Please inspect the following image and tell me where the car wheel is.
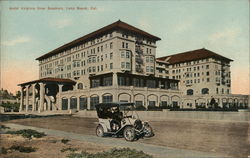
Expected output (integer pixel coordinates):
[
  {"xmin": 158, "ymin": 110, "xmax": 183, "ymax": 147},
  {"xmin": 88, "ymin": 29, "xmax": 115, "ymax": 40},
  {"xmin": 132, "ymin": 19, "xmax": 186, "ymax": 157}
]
[
  {"xmin": 96, "ymin": 125, "xmax": 104, "ymax": 137},
  {"xmin": 123, "ymin": 126, "xmax": 135, "ymax": 141},
  {"xmin": 144, "ymin": 125, "xmax": 154, "ymax": 137}
]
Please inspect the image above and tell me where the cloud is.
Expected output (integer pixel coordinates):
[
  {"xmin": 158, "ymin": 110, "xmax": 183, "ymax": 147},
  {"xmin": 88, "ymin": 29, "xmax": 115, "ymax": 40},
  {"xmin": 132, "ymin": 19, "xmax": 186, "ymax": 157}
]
[
  {"xmin": 208, "ymin": 27, "xmax": 241, "ymax": 45},
  {"xmin": 138, "ymin": 19, "xmax": 152, "ymax": 31},
  {"xmin": 2, "ymin": 36, "xmax": 31, "ymax": 46},
  {"xmin": 51, "ymin": 19, "xmax": 73, "ymax": 29},
  {"xmin": 175, "ymin": 17, "xmax": 197, "ymax": 33}
]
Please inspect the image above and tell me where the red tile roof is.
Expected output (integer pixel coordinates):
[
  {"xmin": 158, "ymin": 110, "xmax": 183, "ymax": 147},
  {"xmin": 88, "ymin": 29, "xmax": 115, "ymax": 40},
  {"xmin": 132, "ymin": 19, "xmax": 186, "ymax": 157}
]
[
  {"xmin": 36, "ymin": 20, "xmax": 161, "ymax": 60},
  {"xmin": 156, "ymin": 48, "xmax": 233, "ymax": 64},
  {"xmin": 18, "ymin": 77, "xmax": 76, "ymax": 86}
]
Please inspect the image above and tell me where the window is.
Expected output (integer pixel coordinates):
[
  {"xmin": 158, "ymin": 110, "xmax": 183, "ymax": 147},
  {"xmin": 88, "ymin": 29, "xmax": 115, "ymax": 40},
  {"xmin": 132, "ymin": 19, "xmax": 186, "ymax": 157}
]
[
  {"xmin": 70, "ymin": 97, "xmax": 77, "ymax": 109},
  {"xmin": 121, "ymin": 62, "xmax": 125, "ymax": 68},
  {"xmin": 92, "ymin": 66, "xmax": 96, "ymax": 72},
  {"xmin": 121, "ymin": 51, "xmax": 125, "ymax": 58},
  {"xmin": 146, "ymin": 66, "xmax": 150, "ymax": 72},
  {"xmin": 122, "ymin": 42, "xmax": 125, "ymax": 48},
  {"xmin": 77, "ymin": 83, "xmax": 83, "ymax": 89},
  {"xmin": 201, "ymin": 88, "xmax": 209, "ymax": 94},
  {"xmin": 150, "ymin": 66, "xmax": 154, "ymax": 72},
  {"xmin": 207, "ymin": 78, "xmax": 210, "ymax": 82},
  {"xmin": 150, "ymin": 57, "xmax": 154, "ymax": 63},
  {"xmin": 126, "ymin": 43, "xmax": 128, "ymax": 48},
  {"xmin": 110, "ymin": 63, "xmax": 113, "ymax": 69},
  {"xmin": 135, "ymin": 101, "xmax": 143, "ymax": 107},
  {"xmin": 146, "ymin": 57, "xmax": 149, "ymax": 63},
  {"xmin": 110, "ymin": 42, "xmax": 113, "ymax": 49},
  {"xmin": 103, "ymin": 76, "xmax": 112, "ymax": 86},
  {"xmin": 126, "ymin": 51, "xmax": 130, "ymax": 58},
  {"xmin": 206, "ymin": 65, "xmax": 209, "ymax": 69},
  {"xmin": 103, "ymin": 95, "xmax": 113, "ymax": 103},
  {"xmin": 148, "ymin": 101, "xmax": 156, "ymax": 107},
  {"xmin": 90, "ymin": 96, "xmax": 99, "ymax": 109},
  {"xmin": 79, "ymin": 97, "xmax": 87, "ymax": 110},
  {"xmin": 147, "ymin": 80, "xmax": 156, "ymax": 88},
  {"xmin": 206, "ymin": 71, "xmax": 210, "ymax": 76},
  {"xmin": 91, "ymin": 79, "xmax": 100, "ymax": 88},
  {"xmin": 187, "ymin": 89, "xmax": 193, "ymax": 95},
  {"xmin": 126, "ymin": 62, "xmax": 130, "ymax": 69},
  {"xmin": 118, "ymin": 76, "xmax": 130, "ymax": 86},
  {"xmin": 110, "ymin": 53, "xmax": 113, "ymax": 59}
]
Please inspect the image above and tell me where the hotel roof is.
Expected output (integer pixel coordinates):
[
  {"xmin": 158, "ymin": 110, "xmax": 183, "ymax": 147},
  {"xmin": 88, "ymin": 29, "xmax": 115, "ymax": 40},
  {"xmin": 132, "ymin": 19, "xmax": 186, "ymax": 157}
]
[
  {"xmin": 156, "ymin": 48, "xmax": 233, "ymax": 64},
  {"xmin": 18, "ymin": 77, "xmax": 76, "ymax": 86},
  {"xmin": 36, "ymin": 20, "xmax": 161, "ymax": 60}
]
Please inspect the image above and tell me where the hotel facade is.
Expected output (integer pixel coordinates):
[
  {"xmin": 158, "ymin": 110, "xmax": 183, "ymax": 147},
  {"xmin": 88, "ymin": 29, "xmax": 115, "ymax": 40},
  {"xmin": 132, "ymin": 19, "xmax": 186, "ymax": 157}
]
[{"xmin": 18, "ymin": 20, "xmax": 249, "ymax": 112}]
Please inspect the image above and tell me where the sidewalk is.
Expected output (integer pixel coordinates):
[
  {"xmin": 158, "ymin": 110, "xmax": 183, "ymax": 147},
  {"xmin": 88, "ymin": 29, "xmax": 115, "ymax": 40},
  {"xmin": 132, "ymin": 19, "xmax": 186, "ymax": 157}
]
[{"xmin": 4, "ymin": 123, "xmax": 229, "ymax": 158}]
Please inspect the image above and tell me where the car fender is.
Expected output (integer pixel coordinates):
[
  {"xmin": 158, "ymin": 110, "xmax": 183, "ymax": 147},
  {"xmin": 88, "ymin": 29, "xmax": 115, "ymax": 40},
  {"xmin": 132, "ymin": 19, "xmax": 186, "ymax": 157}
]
[{"xmin": 98, "ymin": 122, "xmax": 109, "ymax": 133}]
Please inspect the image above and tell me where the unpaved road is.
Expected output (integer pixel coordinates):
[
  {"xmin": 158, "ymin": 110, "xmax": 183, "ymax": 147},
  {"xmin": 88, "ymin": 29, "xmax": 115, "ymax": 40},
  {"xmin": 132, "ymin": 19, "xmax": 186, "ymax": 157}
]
[{"xmin": 4, "ymin": 116, "xmax": 250, "ymax": 158}]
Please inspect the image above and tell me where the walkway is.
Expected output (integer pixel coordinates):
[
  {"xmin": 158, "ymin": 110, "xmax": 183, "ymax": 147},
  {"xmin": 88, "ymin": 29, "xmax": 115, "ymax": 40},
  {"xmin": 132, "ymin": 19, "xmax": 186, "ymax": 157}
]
[{"xmin": 5, "ymin": 123, "xmax": 229, "ymax": 158}]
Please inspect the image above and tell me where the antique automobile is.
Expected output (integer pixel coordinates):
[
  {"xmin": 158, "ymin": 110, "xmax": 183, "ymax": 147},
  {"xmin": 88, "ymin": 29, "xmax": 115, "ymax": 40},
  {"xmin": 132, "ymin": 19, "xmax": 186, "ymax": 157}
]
[{"xmin": 95, "ymin": 102, "xmax": 154, "ymax": 141}]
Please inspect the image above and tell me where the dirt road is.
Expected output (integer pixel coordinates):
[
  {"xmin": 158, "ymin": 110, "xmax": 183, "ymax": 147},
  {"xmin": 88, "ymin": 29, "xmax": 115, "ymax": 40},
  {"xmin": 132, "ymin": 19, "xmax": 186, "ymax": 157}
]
[{"xmin": 4, "ymin": 116, "xmax": 250, "ymax": 158}]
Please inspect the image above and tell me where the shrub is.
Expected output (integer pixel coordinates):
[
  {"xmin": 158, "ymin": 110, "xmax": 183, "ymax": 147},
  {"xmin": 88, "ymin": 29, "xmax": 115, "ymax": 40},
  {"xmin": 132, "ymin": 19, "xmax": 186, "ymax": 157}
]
[
  {"xmin": 0, "ymin": 147, "xmax": 8, "ymax": 154},
  {"xmin": 61, "ymin": 147, "xmax": 78, "ymax": 152},
  {"xmin": 10, "ymin": 145, "xmax": 37, "ymax": 153},
  {"xmin": 135, "ymin": 105, "xmax": 146, "ymax": 111},
  {"xmin": 61, "ymin": 139, "xmax": 70, "ymax": 144},
  {"xmin": 0, "ymin": 125, "xmax": 10, "ymax": 129},
  {"xmin": 147, "ymin": 105, "xmax": 162, "ymax": 111},
  {"xmin": 6, "ymin": 129, "xmax": 46, "ymax": 139},
  {"xmin": 67, "ymin": 148, "xmax": 153, "ymax": 158}
]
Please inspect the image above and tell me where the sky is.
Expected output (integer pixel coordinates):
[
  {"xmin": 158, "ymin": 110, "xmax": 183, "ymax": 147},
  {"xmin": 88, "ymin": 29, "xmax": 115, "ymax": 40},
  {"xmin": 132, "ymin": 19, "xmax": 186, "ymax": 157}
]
[{"xmin": 0, "ymin": 0, "xmax": 249, "ymax": 95}]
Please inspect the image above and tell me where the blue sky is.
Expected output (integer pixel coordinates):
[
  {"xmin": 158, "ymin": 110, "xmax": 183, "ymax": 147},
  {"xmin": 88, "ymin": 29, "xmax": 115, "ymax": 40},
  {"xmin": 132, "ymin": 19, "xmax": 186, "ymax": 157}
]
[{"xmin": 0, "ymin": 0, "xmax": 249, "ymax": 94}]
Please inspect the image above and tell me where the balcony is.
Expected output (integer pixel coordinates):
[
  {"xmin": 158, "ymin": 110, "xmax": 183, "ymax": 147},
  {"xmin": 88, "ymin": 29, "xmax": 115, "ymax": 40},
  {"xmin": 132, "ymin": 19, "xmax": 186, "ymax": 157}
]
[
  {"xmin": 135, "ymin": 57, "xmax": 143, "ymax": 64},
  {"xmin": 136, "ymin": 67, "xmax": 143, "ymax": 73},
  {"xmin": 135, "ymin": 47, "xmax": 143, "ymax": 54}
]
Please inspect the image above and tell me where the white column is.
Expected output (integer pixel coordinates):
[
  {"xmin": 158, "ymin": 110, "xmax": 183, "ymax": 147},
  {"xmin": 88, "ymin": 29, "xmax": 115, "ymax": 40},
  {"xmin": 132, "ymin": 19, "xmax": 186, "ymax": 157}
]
[
  {"xmin": 77, "ymin": 97, "xmax": 80, "ymax": 111},
  {"xmin": 19, "ymin": 87, "xmax": 24, "ymax": 112},
  {"xmin": 39, "ymin": 83, "xmax": 45, "ymax": 113},
  {"xmin": 32, "ymin": 84, "xmax": 36, "ymax": 112},
  {"xmin": 87, "ymin": 97, "xmax": 91, "ymax": 110},
  {"xmin": 58, "ymin": 84, "xmax": 63, "ymax": 110},
  {"xmin": 67, "ymin": 98, "xmax": 70, "ymax": 110},
  {"xmin": 113, "ymin": 72, "xmax": 118, "ymax": 86},
  {"xmin": 25, "ymin": 85, "xmax": 29, "ymax": 112}
]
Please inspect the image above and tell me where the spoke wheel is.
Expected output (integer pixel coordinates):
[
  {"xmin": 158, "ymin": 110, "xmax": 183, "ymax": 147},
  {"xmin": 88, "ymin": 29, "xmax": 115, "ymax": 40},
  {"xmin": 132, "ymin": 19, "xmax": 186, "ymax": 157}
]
[
  {"xmin": 96, "ymin": 125, "xmax": 104, "ymax": 137},
  {"xmin": 144, "ymin": 125, "xmax": 153, "ymax": 137},
  {"xmin": 123, "ymin": 126, "xmax": 135, "ymax": 141}
]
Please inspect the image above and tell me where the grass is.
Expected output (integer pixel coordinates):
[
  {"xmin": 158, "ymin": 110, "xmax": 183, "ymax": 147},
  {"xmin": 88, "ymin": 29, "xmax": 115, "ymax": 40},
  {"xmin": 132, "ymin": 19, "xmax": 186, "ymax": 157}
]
[
  {"xmin": 9, "ymin": 145, "xmax": 37, "ymax": 153},
  {"xmin": 6, "ymin": 129, "xmax": 46, "ymax": 139},
  {"xmin": 67, "ymin": 148, "xmax": 153, "ymax": 158}
]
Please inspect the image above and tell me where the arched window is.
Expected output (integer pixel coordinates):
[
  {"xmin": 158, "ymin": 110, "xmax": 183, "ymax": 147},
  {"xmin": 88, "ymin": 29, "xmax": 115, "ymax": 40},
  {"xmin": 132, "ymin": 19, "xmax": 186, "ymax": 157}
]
[
  {"xmin": 77, "ymin": 83, "xmax": 83, "ymax": 89},
  {"xmin": 187, "ymin": 89, "xmax": 193, "ymax": 95},
  {"xmin": 201, "ymin": 88, "xmax": 209, "ymax": 94}
]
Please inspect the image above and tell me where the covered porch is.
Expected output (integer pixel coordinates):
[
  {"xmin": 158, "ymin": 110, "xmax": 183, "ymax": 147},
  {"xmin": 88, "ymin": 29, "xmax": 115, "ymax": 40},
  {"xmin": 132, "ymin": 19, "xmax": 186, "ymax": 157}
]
[{"xmin": 18, "ymin": 77, "xmax": 76, "ymax": 113}]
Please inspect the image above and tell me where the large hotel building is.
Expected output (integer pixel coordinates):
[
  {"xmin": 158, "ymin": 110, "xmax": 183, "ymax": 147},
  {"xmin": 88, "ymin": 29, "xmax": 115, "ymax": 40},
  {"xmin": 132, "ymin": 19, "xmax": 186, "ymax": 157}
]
[{"xmin": 18, "ymin": 20, "xmax": 249, "ymax": 112}]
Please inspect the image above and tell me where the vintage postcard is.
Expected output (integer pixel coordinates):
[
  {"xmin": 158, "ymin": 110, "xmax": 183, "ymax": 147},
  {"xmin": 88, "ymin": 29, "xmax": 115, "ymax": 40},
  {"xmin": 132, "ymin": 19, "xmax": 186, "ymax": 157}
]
[{"xmin": 0, "ymin": 0, "xmax": 249, "ymax": 158}]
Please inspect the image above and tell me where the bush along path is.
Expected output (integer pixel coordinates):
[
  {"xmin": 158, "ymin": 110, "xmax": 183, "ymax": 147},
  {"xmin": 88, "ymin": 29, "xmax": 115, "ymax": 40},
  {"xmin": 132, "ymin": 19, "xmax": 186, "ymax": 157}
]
[{"xmin": 4, "ymin": 123, "xmax": 228, "ymax": 158}]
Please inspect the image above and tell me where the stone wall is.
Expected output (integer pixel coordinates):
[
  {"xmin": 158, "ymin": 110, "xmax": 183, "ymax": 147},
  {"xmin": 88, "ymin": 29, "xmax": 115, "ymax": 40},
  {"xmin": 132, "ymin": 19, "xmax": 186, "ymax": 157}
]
[{"xmin": 74, "ymin": 110, "xmax": 250, "ymax": 122}]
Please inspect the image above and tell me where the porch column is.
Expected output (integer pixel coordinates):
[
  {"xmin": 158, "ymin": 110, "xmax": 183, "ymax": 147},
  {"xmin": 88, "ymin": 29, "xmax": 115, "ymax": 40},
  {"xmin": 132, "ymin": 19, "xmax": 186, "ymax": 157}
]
[
  {"xmin": 157, "ymin": 95, "xmax": 160, "ymax": 107},
  {"xmin": 58, "ymin": 84, "xmax": 63, "ymax": 110},
  {"xmin": 68, "ymin": 98, "xmax": 70, "ymax": 110},
  {"xmin": 87, "ymin": 97, "xmax": 91, "ymax": 110},
  {"xmin": 99, "ymin": 95, "xmax": 103, "ymax": 103},
  {"xmin": 25, "ymin": 85, "xmax": 29, "ymax": 112},
  {"xmin": 39, "ymin": 83, "xmax": 45, "ymax": 113},
  {"xmin": 32, "ymin": 84, "xmax": 36, "ymax": 112},
  {"xmin": 77, "ymin": 97, "xmax": 80, "ymax": 111},
  {"xmin": 19, "ymin": 87, "xmax": 24, "ymax": 112},
  {"xmin": 113, "ymin": 72, "xmax": 118, "ymax": 86}
]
